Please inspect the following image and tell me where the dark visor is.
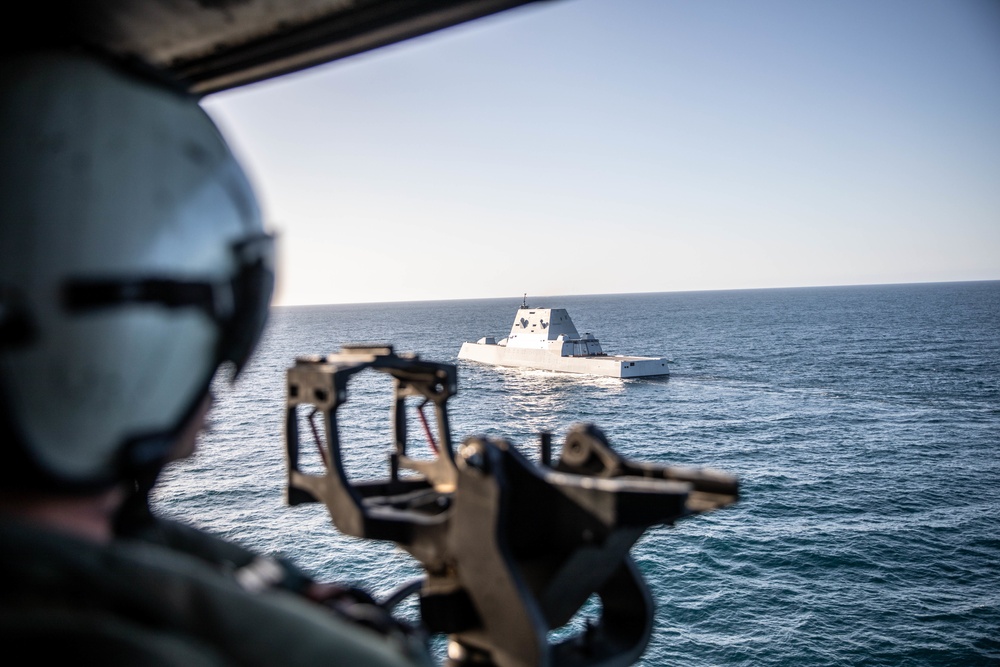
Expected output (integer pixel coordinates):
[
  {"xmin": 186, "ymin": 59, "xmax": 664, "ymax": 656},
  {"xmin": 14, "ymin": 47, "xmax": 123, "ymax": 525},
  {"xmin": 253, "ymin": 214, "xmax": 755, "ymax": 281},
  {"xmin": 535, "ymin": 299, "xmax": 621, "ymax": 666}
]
[{"xmin": 62, "ymin": 234, "xmax": 275, "ymax": 375}]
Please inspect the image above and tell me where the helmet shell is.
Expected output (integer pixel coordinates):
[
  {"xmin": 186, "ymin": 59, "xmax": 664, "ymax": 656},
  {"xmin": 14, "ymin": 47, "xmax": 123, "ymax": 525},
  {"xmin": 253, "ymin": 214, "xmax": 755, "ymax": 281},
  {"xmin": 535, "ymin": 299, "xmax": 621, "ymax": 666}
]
[{"xmin": 0, "ymin": 52, "xmax": 265, "ymax": 487}]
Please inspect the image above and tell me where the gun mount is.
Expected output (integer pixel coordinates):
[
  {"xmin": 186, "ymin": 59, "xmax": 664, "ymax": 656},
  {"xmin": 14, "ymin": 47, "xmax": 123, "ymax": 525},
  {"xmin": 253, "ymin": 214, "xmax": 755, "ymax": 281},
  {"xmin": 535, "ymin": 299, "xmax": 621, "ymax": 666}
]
[{"xmin": 284, "ymin": 346, "xmax": 738, "ymax": 667}]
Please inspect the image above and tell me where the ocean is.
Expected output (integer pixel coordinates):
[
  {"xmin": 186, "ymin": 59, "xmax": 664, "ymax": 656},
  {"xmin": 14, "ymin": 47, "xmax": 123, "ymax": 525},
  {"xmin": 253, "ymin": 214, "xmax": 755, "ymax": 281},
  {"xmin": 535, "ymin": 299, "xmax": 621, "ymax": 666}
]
[{"xmin": 153, "ymin": 281, "xmax": 1000, "ymax": 666}]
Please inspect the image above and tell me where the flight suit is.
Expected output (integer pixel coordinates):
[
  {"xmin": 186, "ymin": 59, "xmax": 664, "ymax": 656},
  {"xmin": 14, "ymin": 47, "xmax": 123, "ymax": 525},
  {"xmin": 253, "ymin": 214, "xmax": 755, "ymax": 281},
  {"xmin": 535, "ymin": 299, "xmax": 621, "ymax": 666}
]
[{"xmin": 0, "ymin": 516, "xmax": 432, "ymax": 666}]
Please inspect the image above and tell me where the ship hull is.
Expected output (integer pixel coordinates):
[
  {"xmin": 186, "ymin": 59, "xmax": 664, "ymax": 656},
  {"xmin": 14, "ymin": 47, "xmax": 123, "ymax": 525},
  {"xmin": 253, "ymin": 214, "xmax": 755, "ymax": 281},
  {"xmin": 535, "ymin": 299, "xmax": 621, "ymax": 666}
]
[{"xmin": 458, "ymin": 342, "xmax": 668, "ymax": 378}]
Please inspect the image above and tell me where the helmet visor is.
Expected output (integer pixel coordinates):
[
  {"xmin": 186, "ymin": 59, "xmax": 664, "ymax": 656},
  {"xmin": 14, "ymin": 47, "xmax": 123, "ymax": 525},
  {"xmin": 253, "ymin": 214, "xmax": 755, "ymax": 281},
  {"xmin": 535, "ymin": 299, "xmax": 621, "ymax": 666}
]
[
  {"xmin": 222, "ymin": 233, "xmax": 275, "ymax": 374},
  {"xmin": 62, "ymin": 233, "xmax": 275, "ymax": 377}
]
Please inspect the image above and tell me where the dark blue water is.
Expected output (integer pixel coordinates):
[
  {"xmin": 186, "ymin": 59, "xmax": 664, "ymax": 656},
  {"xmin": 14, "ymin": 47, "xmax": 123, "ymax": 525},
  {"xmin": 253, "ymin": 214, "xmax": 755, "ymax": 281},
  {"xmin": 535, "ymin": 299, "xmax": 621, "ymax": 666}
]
[{"xmin": 154, "ymin": 281, "xmax": 1000, "ymax": 666}]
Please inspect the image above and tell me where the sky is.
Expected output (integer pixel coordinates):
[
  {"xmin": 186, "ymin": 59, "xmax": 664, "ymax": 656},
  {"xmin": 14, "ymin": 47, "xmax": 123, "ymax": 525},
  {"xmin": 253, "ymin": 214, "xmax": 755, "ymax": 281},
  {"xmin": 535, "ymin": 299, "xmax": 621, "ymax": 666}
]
[{"xmin": 201, "ymin": 0, "xmax": 1000, "ymax": 306}]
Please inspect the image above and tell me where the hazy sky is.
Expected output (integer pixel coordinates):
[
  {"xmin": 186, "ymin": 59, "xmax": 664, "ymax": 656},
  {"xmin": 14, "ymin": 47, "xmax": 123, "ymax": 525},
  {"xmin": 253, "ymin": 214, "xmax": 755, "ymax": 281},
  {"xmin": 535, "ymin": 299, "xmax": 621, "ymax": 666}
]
[{"xmin": 202, "ymin": 0, "xmax": 1000, "ymax": 306}]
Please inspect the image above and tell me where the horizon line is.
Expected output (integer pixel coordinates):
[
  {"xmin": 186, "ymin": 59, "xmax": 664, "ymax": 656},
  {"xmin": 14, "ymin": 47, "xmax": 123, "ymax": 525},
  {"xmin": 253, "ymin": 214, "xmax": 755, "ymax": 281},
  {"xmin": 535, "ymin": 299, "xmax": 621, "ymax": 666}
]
[{"xmin": 271, "ymin": 278, "xmax": 1000, "ymax": 309}]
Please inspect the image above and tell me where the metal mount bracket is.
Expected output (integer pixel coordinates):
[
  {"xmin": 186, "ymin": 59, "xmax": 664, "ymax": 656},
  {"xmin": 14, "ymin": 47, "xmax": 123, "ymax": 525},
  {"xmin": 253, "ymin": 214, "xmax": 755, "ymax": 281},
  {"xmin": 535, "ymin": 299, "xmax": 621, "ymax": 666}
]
[{"xmin": 284, "ymin": 346, "xmax": 739, "ymax": 667}]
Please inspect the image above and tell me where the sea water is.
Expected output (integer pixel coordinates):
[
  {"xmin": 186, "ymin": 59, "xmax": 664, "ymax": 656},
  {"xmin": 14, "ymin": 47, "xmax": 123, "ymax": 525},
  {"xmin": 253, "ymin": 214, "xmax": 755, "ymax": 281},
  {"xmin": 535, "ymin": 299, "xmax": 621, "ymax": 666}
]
[{"xmin": 154, "ymin": 281, "xmax": 1000, "ymax": 666}]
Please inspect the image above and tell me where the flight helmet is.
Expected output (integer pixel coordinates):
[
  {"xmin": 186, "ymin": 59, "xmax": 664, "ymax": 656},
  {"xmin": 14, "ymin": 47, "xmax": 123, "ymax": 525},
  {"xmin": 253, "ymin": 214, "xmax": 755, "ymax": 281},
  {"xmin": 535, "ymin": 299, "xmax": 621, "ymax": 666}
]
[{"xmin": 0, "ymin": 51, "xmax": 274, "ymax": 492}]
